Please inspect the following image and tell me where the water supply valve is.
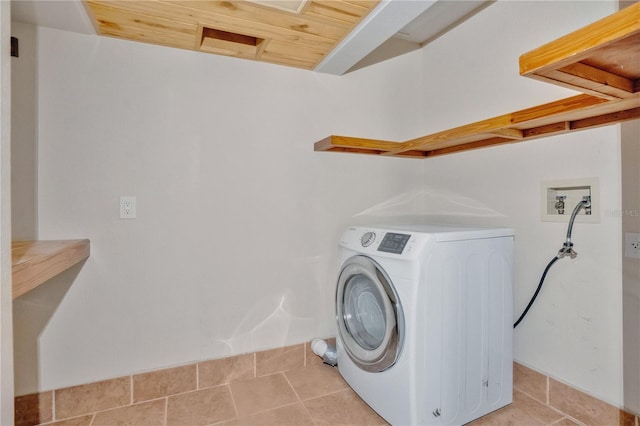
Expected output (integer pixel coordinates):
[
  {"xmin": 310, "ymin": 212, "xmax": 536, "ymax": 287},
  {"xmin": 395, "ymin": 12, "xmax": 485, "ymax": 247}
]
[
  {"xmin": 540, "ymin": 177, "xmax": 599, "ymax": 224},
  {"xmin": 555, "ymin": 196, "xmax": 566, "ymax": 214}
]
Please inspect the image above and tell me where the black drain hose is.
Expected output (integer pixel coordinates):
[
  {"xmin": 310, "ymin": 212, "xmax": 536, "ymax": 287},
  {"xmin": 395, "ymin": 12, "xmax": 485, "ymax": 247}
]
[
  {"xmin": 513, "ymin": 256, "xmax": 559, "ymax": 328},
  {"xmin": 514, "ymin": 196, "xmax": 591, "ymax": 329}
]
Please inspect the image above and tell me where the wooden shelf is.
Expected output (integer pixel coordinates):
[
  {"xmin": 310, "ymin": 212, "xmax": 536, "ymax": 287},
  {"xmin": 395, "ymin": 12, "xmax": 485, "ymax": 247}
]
[
  {"xmin": 12, "ymin": 240, "xmax": 90, "ymax": 300},
  {"xmin": 519, "ymin": 2, "xmax": 639, "ymax": 100},
  {"xmin": 315, "ymin": 4, "xmax": 640, "ymax": 159},
  {"xmin": 315, "ymin": 95, "xmax": 640, "ymax": 158}
]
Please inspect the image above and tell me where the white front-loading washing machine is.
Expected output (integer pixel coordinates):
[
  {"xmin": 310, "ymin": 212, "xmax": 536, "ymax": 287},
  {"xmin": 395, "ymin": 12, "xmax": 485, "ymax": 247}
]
[{"xmin": 336, "ymin": 224, "xmax": 514, "ymax": 425}]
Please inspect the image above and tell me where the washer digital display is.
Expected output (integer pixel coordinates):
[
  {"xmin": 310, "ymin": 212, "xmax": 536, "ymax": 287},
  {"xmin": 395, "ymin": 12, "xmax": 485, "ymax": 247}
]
[{"xmin": 378, "ymin": 233, "xmax": 410, "ymax": 254}]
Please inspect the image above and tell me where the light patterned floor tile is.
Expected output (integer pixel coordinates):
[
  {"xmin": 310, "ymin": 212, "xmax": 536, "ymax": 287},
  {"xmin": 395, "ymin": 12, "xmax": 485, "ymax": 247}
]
[
  {"xmin": 230, "ymin": 373, "xmax": 298, "ymax": 417},
  {"xmin": 284, "ymin": 364, "xmax": 348, "ymax": 400},
  {"xmin": 167, "ymin": 386, "xmax": 236, "ymax": 426},
  {"xmin": 217, "ymin": 403, "xmax": 314, "ymax": 425},
  {"xmin": 303, "ymin": 388, "xmax": 388, "ymax": 425},
  {"xmin": 92, "ymin": 399, "xmax": 165, "ymax": 426}
]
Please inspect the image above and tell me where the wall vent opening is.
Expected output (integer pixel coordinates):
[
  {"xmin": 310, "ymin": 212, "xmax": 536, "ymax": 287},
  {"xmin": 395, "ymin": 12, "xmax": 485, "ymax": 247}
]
[{"xmin": 199, "ymin": 26, "xmax": 266, "ymax": 59}]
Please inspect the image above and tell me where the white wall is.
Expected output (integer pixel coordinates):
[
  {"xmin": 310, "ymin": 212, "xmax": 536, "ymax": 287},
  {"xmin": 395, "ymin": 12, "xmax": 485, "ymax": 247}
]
[
  {"xmin": 13, "ymin": 0, "xmax": 626, "ymax": 410},
  {"xmin": 1, "ymin": 1, "xmax": 15, "ymax": 423},
  {"xmin": 621, "ymin": 0, "xmax": 640, "ymax": 410},
  {"xmin": 622, "ymin": 119, "xmax": 640, "ymax": 414},
  {"xmin": 12, "ymin": 25, "xmax": 426, "ymax": 394},
  {"xmin": 416, "ymin": 0, "xmax": 622, "ymax": 406},
  {"xmin": 11, "ymin": 21, "xmax": 37, "ymax": 240}
]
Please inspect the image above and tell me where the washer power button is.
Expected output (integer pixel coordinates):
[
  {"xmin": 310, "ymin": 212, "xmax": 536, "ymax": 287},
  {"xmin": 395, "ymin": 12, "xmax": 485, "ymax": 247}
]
[{"xmin": 361, "ymin": 232, "xmax": 376, "ymax": 247}]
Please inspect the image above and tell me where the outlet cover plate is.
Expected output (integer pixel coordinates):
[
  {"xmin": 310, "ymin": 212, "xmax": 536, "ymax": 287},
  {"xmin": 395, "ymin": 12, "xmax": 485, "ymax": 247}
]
[
  {"xmin": 120, "ymin": 196, "xmax": 137, "ymax": 219},
  {"xmin": 625, "ymin": 232, "xmax": 640, "ymax": 259}
]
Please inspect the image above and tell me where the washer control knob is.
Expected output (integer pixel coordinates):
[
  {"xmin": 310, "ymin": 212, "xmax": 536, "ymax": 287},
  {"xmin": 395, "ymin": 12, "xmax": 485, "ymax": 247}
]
[{"xmin": 361, "ymin": 232, "xmax": 375, "ymax": 247}]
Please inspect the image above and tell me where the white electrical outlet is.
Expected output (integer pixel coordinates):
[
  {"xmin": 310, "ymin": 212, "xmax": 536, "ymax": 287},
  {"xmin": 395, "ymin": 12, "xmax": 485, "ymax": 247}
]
[
  {"xmin": 120, "ymin": 196, "xmax": 137, "ymax": 219},
  {"xmin": 625, "ymin": 232, "xmax": 640, "ymax": 259}
]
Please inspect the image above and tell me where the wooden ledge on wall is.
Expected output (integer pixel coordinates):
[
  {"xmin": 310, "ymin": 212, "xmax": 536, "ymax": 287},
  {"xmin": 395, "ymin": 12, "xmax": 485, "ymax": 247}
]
[
  {"xmin": 12, "ymin": 239, "xmax": 90, "ymax": 300},
  {"xmin": 519, "ymin": 2, "xmax": 640, "ymax": 101},
  {"xmin": 314, "ymin": 95, "xmax": 640, "ymax": 159}
]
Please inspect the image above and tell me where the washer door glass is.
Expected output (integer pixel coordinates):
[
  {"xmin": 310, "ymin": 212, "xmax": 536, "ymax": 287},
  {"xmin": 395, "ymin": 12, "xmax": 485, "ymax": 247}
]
[
  {"xmin": 344, "ymin": 274, "xmax": 387, "ymax": 350},
  {"xmin": 337, "ymin": 255, "xmax": 404, "ymax": 372}
]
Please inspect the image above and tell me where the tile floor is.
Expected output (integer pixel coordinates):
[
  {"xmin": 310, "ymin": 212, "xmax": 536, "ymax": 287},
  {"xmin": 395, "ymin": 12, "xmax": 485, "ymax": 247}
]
[
  {"xmin": 21, "ymin": 363, "xmax": 634, "ymax": 426},
  {"xmin": 15, "ymin": 342, "xmax": 638, "ymax": 426}
]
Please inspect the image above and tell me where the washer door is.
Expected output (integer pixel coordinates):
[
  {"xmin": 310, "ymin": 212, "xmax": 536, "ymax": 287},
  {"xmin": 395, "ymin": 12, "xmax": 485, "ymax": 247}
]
[{"xmin": 336, "ymin": 255, "xmax": 404, "ymax": 372}]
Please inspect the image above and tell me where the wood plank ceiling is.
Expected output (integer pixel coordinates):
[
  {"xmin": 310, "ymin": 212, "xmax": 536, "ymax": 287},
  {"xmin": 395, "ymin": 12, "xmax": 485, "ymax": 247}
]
[{"xmin": 83, "ymin": 0, "xmax": 380, "ymax": 70}]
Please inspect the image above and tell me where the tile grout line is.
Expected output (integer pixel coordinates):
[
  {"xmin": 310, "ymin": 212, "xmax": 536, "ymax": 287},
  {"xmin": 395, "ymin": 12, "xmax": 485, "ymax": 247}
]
[
  {"xmin": 282, "ymin": 370, "xmax": 304, "ymax": 404},
  {"xmin": 549, "ymin": 416, "xmax": 583, "ymax": 426},
  {"xmin": 300, "ymin": 387, "xmax": 350, "ymax": 403},
  {"xmin": 199, "ymin": 378, "xmax": 353, "ymax": 426},
  {"xmin": 518, "ymin": 373, "xmax": 586, "ymax": 425},
  {"xmin": 226, "ymin": 401, "xmax": 311, "ymax": 426},
  {"xmin": 563, "ymin": 413, "xmax": 588, "ymax": 426},
  {"xmin": 537, "ymin": 397, "xmax": 584, "ymax": 426},
  {"xmin": 546, "ymin": 375, "xmax": 550, "ymax": 405},
  {"xmin": 130, "ymin": 374, "xmax": 134, "ymax": 405},
  {"xmin": 514, "ymin": 389, "xmax": 574, "ymax": 425},
  {"xmin": 52, "ymin": 397, "xmax": 169, "ymax": 426},
  {"xmin": 282, "ymin": 370, "xmax": 320, "ymax": 426},
  {"xmin": 513, "ymin": 386, "xmax": 550, "ymax": 408},
  {"xmin": 163, "ymin": 396, "xmax": 168, "ymax": 426},
  {"xmin": 226, "ymin": 382, "xmax": 241, "ymax": 421},
  {"xmin": 51, "ymin": 389, "xmax": 56, "ymax": 422},
  {"xmin": 196, "ymin": 362, "xmax": 200, "ymax": 390},
  {"xmin": 303, "ymin": 342, "xmax": 308, "ymax": 367},
  {"xmin": 253, "ymin": 353, "xmax": 256, "ymax": 379}
]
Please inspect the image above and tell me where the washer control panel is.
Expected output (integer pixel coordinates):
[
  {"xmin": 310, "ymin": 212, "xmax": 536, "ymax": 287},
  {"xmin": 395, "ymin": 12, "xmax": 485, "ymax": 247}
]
[
  {"xmin": 340, "ymin": 225, "xmax": 514, "ymax": 262},
  {"xmin": 377, "ymin": 232, "xmax": 411, "ymax": 254},
  {"xmin": 340, "ymin": 226, "xmax": 423, "ymax": 258}
]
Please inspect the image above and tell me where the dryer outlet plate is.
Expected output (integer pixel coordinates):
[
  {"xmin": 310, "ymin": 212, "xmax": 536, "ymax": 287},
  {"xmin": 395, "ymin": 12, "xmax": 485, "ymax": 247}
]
[{"xmin": 540, "ymin": 177, "xmax": 599, "ymax": 223}]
